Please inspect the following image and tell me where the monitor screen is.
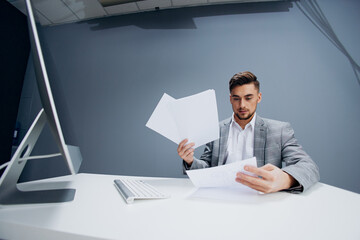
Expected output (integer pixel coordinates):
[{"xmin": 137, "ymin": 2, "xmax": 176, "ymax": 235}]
[{"xmin": 0, "ymin": 0, "xmax": 82, "ymax": 205}]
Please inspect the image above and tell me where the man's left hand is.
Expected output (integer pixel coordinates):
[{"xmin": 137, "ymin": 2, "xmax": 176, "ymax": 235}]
[{"xmin": 235, "ymin": 164, "xmax": 296, "ymax": 193}]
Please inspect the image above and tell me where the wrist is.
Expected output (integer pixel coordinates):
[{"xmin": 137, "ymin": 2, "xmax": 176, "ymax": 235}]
[
  {"xmin": 283, "ymin": 172, "xmax": 296, "ymax": 189},
  {"xmin": 184, "ymin": 158, "xmax": 194, "ymax": 166}
]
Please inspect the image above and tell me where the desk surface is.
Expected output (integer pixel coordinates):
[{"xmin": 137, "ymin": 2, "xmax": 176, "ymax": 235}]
[{"xmin": 0, "ymin": 173, "xmax": 359, "ymax": 240}]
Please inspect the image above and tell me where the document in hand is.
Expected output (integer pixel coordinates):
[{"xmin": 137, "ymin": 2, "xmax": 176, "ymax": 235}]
[
  {"xmin": 146, "ymin": 89, "xmax": 219, "ymax": 148},
  {"xmin": 186, "ymin": 157, "xmax": 257, "ymax": 188}
]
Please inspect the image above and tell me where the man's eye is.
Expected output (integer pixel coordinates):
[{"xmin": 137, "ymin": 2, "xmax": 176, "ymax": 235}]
[
  {"xmin": 233, "ymin": 98, "xmax": 240, "ymax": 101},
  {"xmin": 246, "ymin": 97, "xmax": 252, "ymax": 101}
]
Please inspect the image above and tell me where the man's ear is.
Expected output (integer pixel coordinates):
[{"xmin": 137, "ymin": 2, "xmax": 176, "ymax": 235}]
[{"xmin": 257, "ymin": 92, "xmax": 262, "ymax": 103}]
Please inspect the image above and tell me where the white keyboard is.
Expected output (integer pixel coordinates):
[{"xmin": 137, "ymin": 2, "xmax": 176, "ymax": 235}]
[{"xmin": 114, "ymin": 178, "xmax": 170, "ymax": 204}]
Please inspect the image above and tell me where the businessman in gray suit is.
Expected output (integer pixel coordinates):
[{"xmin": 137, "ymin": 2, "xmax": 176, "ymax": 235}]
[{"xmin": 178, "ymin": 71, "xmax": 319, "ymax": 193}]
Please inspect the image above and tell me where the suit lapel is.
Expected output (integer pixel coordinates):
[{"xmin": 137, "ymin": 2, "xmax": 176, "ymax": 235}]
[
  {"xmin": 218, "ymin": 118, "xmax": 231, "ymax": 166},
  {"xmin": 254, "ymin": 116, "xmax": 266, "ymax": 167}
]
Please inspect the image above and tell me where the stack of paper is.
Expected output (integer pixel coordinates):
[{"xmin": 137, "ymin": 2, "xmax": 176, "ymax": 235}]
[
  {"xmin": 146, "ymin": 89, "xmax": 219, "ymax": 148},
  {"xmin": 186, "ymin": 157, "xmax": 258, "ymax": 188}
]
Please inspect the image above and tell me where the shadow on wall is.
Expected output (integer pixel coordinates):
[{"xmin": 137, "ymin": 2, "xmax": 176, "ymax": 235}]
[{"xmin": 81, "ymin": 1, "xmax": 294, "ymax": 30}]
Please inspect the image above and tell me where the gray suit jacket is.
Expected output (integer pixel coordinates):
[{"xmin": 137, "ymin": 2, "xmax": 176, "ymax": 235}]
[{"xmin": 185, "ymin": 115, "xmax": 320, "ymax": 192}]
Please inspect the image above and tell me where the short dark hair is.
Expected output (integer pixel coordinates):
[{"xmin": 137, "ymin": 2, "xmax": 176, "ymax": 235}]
[{"xmin": 229, "ymin": 71, "xmax": 260, "ymax": 92}]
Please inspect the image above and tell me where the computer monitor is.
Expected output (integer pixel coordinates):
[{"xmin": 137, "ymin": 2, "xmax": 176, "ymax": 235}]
[{"xmin": 0, "ymin": 0, "xmax": 83, "ymax": 205}]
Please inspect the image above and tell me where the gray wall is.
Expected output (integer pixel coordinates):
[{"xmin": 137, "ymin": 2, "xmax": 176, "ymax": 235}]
[{"xmin": 17, "ymin": 0, "xmax": 360, "ymax": 193}]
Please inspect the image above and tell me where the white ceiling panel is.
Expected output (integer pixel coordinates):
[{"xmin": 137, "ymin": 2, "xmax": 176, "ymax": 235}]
[
  {"xmin": 62, "ymin": 0, "xmax": 107, "ymax": 20},
  {"xmin": 209, "ymin": 0, "xmax": 280, "ymax": 2},
  {"xmin": 33, "ymin": 0, "xmax": 78, "ymax": 24},
  {"xmin": 104, "ymin": 2, "xmax": 139, "ymax": 15},
  {"xmin": 172, "ymin": 0, "xmax": 208, "ymax": 7},
  {"xmin": 9, "ymin": 0, "xmax": 27, "ymax": 15},
  {"xmin": 208, "ymin": 0, "xmax": 244, "ymax": 2},
  {"xmin": 8, "ymin": 0, "xmax": 287, "ymax": 26},
  {"xmin": 137, "ymin": 0, "xmax": 172, "ymax": 11},
  {"xmin": 10, "ymin": 0, "xmax": 53, "ymax": 25},
  {"xmin": 34, "ymin": 9, "xmax": 53, "ymax": 25}
]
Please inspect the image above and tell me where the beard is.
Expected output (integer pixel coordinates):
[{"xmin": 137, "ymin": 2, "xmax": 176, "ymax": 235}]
[{"xmin": 235, "ymin": 109, "xmax": 256, "ymax": 121}]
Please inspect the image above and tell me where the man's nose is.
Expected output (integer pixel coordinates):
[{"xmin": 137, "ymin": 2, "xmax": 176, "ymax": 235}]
[{"xmin": 240, "ymin": 99, "xmax": 246, "ymax": 108}]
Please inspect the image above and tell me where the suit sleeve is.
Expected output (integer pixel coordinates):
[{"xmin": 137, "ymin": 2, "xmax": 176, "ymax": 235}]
[{"xmin": 280, "ymin": 122, "xmax": 320, "ymax": 192}]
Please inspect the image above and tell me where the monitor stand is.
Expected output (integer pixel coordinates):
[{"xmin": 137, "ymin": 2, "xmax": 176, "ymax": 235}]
[{"xmin": 0, "ymin": 109, "xmax": 82, "ymax": 205}]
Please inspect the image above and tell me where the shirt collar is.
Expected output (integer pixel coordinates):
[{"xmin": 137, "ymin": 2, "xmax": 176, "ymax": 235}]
[{"xmin": 231, "ymin": 112, "xmax": 257, "ymax": 130}]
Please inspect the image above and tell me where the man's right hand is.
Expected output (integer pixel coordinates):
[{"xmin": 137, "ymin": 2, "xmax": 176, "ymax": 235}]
[{"xmin": 177, "ymin": 139, "xmax": 195, "ymax": 166}]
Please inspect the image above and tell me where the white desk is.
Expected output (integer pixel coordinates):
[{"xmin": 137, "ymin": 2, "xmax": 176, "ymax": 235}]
[{"xmin": 0, "ymin": 173, "xmax": 359, "ymax": 240}]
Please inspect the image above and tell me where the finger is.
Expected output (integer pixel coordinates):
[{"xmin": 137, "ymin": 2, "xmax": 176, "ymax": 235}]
[
  {"xmin": 179, "ymin": 144, "xmax": 195, "ymax": 159},
  {"xmin": 184, "ymin": 151, "xmax": 194, "ymax": 160},
  {"xmin": 236, "ymin": 179, "xmax": 266, "ymax": 193},
  {"xmin": 182, "ymin": 150, "xmax": 194, "ymax": 162},
  {"xmin": 182, "ymin": 147, "xmax": 194, "ymax": 158},
  {"xmin": 180, "ymin": 143, "xmax": 195, "ymax": 154},
  {"xmin": 244, "ymin": 165, "xmax": 274, "ymax": 180},
  {"xmin": 235, "ymin": 176, "xmax": 268, "ymax": 193},
  {"xmin": 178, "ymin": 142, "xmax": 193, "ymax": 156},
  {"xmin": 236, "ymin": 172, "xmax": 270, "ymax": 190},
  {"xmin": 177, "ymin": 139, "xmax": 188, "ymax": 152},
  {"xmin": 260, "ymin": 164, "xmax": 276, "ymax": 171}
]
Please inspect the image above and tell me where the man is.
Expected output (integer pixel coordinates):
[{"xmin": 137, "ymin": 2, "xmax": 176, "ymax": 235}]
[{"xmin": 177, "ymin": 71, "xmax": 319, "ymax": 193}]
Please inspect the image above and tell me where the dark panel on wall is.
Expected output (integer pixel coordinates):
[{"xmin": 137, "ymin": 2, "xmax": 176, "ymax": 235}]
[{"xmin": 0, "ymin": 0, "xmax": 30, "ymax": 176}]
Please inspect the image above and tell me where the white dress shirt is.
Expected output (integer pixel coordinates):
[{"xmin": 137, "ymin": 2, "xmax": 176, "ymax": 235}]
[{"xmin": 225, "ymin": 113, "xmax": 256, "ymax": 164}]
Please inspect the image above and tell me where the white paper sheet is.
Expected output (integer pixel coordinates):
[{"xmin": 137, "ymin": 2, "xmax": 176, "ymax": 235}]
[
  {"xmin": 146, "ymin": 89, "xmax": 219, "ymax": 148},
  {"xmin": 145, "ymin": 93, "xmax": 180, "ymax": 144},
  {"xmin": 186, "ymin": 157, "xmax": 257, "ymax": 188}
]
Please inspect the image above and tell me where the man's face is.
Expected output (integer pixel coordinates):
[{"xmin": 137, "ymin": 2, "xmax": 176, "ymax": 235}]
[{"xmin": 230, "ymin": 83, "xmax": 262, "ymax": 122}]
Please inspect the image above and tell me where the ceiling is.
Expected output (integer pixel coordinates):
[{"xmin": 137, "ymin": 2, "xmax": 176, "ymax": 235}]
[{"xmin": 8, "ymin": 0, "xmax": 285, "ymax": 26}]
